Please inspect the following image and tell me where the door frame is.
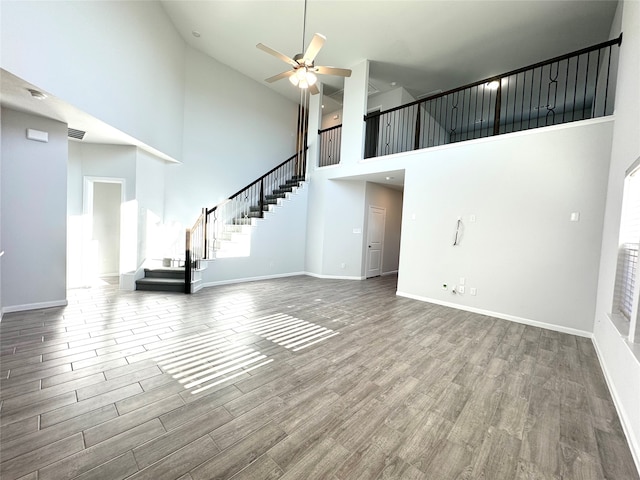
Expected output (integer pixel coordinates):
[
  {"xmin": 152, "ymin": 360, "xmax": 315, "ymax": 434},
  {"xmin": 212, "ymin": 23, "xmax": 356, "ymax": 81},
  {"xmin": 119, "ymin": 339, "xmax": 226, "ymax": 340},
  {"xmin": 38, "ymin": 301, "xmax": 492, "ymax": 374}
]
[{"xmin": 82, "ymin": 177, "xmax": 126, "ymax": 279}]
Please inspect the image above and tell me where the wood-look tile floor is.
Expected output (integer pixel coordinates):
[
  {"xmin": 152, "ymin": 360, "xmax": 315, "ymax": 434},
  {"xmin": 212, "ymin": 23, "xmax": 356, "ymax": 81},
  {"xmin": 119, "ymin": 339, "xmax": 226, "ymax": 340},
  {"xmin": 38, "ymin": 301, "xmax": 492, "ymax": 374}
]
[{"xmin": 1, "ymin": 275, "xmax": 638, "ymax": 480}]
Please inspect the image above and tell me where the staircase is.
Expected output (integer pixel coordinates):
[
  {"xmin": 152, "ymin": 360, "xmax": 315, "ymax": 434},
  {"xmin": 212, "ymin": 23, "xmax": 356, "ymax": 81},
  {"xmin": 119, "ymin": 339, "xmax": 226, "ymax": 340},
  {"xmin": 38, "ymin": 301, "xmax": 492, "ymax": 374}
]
[
  {"xmin": 213, "ymin": 175, "xmax": 304, "ymax": 258},
  {"xmin": 136, "ymin": 267, "xmax": 187, "ymax": 293}
]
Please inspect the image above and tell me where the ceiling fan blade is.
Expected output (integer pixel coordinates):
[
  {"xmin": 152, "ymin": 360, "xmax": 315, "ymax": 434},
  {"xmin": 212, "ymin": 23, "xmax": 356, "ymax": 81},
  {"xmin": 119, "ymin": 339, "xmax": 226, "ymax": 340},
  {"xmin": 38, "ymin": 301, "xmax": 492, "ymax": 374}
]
[
  {"xmin": 256, "ymin": 43, "xmax": 298, "ymax": 67},
  {"xmin": 315, "ymin": 66, "xmax": 352, "ymax": 77},
  {"xmin": 309, "ymin": 83, "xmax": 320, "ymax": 95},
  {"xmin": 265, "ymin": 70, "xmax": 296, "ymax": 83},
  {"xmin": 303, "ymin": 33, "xmax": 326, "ymax": 63}
]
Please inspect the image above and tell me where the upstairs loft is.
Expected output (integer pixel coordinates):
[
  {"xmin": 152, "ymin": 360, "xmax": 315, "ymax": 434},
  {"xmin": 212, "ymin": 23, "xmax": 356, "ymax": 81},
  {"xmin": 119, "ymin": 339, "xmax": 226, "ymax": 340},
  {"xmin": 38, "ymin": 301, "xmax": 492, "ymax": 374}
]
[{"xmin": 318, "ymin": 34, "xmax": 622, "ymax": 167}]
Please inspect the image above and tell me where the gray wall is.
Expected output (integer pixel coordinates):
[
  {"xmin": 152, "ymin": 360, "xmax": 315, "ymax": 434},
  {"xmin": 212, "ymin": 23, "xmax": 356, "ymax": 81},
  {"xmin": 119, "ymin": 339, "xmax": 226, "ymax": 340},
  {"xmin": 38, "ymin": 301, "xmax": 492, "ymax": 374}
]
[{"xmin": 1, "ymin": 108, "xmax": 68, "ymax": 311}]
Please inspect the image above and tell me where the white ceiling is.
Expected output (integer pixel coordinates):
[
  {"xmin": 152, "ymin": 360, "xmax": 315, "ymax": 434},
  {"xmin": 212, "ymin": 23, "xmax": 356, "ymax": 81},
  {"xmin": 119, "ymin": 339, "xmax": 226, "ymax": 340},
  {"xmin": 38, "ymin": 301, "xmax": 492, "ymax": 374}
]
[{"xmin": 161, "ymin": 0, "xmax": 618, "ymax": 109}]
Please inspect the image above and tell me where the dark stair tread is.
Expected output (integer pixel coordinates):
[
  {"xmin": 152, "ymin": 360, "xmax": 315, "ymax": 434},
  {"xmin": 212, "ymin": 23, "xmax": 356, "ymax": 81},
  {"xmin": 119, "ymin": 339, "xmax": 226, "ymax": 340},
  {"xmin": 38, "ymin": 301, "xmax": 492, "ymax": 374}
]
[
  {"xmin": 136, "ymin": 277, "xmax": 184, "ymax": 285},
  {"xmin": 144, "ymin": 267, "xmax": 184, "ymax": 273}
]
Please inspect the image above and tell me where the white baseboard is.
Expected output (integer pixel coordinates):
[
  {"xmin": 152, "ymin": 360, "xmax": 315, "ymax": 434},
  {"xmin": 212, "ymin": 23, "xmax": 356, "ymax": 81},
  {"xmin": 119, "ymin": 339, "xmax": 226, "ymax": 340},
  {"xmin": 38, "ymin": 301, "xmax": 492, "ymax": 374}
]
[
  {"xmin": 592, "ymin": 327, "xmax": 640, "ymax": 475},
  {"xmin": 200, "ymin": 271, "xmax": 307, "ymax": 289},
  {"xmin": 3, "ymin": 299, "xmax": 68, "ymax": 314},
  {"xmin": 395, "ymin": 291, "xmax": 592, "ymax": 338},
  {"xmin": 120, "ymin": 265, "xmax": 146, "ymax": 291},
  {"xmin": 382, "ymin": 270, "xmax": 399, "ymax": 277},
  {"xmin": 305, "ymin": 272, "xmax": 365, "ymax": 280}
]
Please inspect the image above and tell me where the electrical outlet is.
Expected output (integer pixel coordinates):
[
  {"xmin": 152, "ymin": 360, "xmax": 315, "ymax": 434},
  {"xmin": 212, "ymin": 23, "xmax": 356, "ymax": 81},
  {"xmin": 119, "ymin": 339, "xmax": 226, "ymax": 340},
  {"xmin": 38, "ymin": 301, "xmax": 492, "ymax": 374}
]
[
  {"xmin": 340, "ymin": 263, "xmax": 346, "ymax": 269},
  {"xmin": 470, "ymin": 287, "xmax": 477, "ymax": 296},
  {"xmin": 458, "ymin": 285, "xmax": 465, "ymax": 294}
]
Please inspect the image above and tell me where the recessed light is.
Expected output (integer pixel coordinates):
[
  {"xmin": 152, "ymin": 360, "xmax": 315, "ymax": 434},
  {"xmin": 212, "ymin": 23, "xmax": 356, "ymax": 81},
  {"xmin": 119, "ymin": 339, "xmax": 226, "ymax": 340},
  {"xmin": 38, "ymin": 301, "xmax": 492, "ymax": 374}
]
[
  {"xmin": 321, "ymin": 104, "xmax": 325, "ymax": 108},
  {"xmin": 390, "ymin": 82, "xmax": 397, "ymax": 86},
  {"xmin": 27, "ymin": 88, "xmax": 46, "ymax": 100},
  {"xmin": 385, "ymin": 176, "xmax": 394, "ymax": 180},
  {"xmin": 192, "ymin": 30, "xmax": 201, "ymax": 38},
  {"xmin": 486, "ymin": 80, "xmax": 500, "ymax": 90}
]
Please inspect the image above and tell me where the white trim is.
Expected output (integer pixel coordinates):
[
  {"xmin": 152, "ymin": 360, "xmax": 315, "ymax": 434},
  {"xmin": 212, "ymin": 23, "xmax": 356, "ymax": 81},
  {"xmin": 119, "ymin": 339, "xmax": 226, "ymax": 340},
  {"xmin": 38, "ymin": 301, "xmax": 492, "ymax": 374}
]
[
  {"xmin": 199, "ymin": 271, "xmax": 307, "ymax": 289},
  {"xmin": 592, "ymin": 331, "xmax": 640, "ymax": 474},
  {"xmin": 305, "ymin": 272, "xmax": 365, "ymax": 280},
  {"xmin": 120, "ymin": 264, "xmax": 146, "ymax": 291},
  {"xmin": 382, "ymin": 270, "xmax": 399, "ymax": 276},
  {"xmin": 3, "ymin": 299, "xmax": 68, "ymax": 314},
  {"xmin": 395, "ymin": 291, "xmax": 592, "ymax": 338}
]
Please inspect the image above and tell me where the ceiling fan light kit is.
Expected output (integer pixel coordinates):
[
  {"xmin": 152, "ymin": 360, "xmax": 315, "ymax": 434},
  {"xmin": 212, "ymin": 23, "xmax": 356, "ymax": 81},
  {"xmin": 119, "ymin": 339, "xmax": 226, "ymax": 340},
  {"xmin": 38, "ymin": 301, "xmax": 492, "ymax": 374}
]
[
  {"xmin": 289, "ymin": 67, "xmax": 318, "ymax": 88},
  {"xmin": 256, "ymin": 0, "xmax": 351, "ymax": 95}
]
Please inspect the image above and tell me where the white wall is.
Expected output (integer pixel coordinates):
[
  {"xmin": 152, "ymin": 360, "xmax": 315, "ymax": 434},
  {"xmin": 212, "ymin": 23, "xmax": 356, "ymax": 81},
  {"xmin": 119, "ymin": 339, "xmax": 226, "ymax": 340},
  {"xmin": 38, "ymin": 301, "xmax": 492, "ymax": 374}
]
[
  {"xmin": 321, "ymin": 181, "xmax": 367, "ymax": 278},
  {"xmin": 397, "ymin": 120, "xmax": 612, "ymax": 335},
  {"xmin": 593, "ymin": 0, "xmax": 640, "ymax": 469},
  {"xmin": 135, "ymin": 149, "xmax": 168, "ymax": 264},
  {"xmin": 340, "ymin": 60, "xmax": 370, "ymax": 165},
  {"xmin": 0, "ymin": 1, "xmax": 186, "ymax": 160},
  {"xmin": 1, "ymin": 108, "xmax": 68, "ymax": 311},
  {"xmin": 364, "ymin": 182, "xmax": 403, "ymax": 275},
  {"xmin": 201, "ymin": 184, "xmax": 308, "ymax": 286},
  {"xmin": 164, "ymin": 47, "xmax": 299, "ymax": 226},
  {"xmin": 321, "ymin": 111, "xmax": 343, "ymax": 129},
  {"xmin": 67, "ymin": 143, "xmax": 137, "ymax": 286},
  {"xmin": 367, "ymin": 87, "xmax": 414, "ymax": 112}
]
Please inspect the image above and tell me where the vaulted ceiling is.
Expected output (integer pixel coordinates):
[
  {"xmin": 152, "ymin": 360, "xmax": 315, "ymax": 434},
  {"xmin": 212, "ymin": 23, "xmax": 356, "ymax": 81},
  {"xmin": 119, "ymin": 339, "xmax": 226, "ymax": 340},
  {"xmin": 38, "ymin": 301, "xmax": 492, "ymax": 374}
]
[{"xmin": 161, "ymin": 0, "xmax": 618, "ymax": 107}]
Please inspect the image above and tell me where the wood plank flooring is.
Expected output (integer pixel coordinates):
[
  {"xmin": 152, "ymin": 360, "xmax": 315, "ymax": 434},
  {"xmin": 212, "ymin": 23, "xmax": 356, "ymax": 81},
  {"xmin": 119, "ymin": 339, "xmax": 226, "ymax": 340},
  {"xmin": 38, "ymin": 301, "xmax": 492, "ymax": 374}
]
[{"xmin": 1, "ymin": 275, "xmax": 638, "ymax": 480}]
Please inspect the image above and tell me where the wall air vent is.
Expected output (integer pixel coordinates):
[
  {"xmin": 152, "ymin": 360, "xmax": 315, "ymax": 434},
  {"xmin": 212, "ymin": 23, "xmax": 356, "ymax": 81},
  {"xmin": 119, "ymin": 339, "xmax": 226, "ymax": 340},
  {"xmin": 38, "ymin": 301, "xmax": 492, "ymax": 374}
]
[{"xmin": 68, "ymin": 128, "xmax": 86, "ymax": 140}]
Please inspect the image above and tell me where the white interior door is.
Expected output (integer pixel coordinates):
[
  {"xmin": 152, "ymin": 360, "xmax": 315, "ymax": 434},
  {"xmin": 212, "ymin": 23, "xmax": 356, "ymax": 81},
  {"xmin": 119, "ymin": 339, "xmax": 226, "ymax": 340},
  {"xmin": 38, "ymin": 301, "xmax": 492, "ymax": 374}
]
[
  {"xmin": 366, "ymin": 206, "xmax": 386, "ymax": 278},
  {"xmin": 92, "ymin": 182, "xmax": 122, "ymax": 276}
]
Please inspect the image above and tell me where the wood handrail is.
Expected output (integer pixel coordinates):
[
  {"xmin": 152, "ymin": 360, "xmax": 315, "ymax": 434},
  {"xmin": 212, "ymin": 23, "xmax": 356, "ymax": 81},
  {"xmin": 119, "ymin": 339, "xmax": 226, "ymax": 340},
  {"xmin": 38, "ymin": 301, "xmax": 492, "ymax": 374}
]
[
  {"xmin": 206, "ymin": 149, "xmax": 306, "ymax": 216},
  {"xmin": 364, "ymin": 33, "xmax": 623, "ymax": 120},
  {"xmin": 319, "ymin": 124, "xmax": 342, "ymax": 134}
]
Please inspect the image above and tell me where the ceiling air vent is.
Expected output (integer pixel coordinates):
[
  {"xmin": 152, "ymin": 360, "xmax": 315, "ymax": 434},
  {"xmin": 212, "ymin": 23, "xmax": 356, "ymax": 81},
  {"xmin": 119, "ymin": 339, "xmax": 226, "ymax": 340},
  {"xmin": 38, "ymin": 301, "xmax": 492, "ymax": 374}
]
[{"xmin": 68, "ymin": 128, "xmax": 86, "ymax": 140}]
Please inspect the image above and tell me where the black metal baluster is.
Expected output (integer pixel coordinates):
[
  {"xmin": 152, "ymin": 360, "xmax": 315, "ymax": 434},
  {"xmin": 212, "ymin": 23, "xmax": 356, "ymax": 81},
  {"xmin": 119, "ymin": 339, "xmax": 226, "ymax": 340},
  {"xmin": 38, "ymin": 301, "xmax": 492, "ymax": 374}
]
[
  {"xmin": 593, "ymin": 48, "xmax": 602, "ymax": 118},
  {"xmin": 604, "ymin": 45, "xmax": 613, "ymax": 115},
  {"xmin": 493, "ymin": 80, "xmax": 502, "ymax": 136},
  {"xmin": 546, "ymin": 62, "xmax": 558, "ymax": 126},
  {"xmin": 583, "ymin": 51, "xmax": 590, "ymax": 120}
]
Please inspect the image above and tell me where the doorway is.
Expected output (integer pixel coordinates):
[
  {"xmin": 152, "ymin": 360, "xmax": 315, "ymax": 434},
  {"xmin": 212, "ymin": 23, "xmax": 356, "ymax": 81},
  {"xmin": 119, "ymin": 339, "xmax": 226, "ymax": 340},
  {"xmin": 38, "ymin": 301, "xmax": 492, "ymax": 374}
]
[
  {"xmin": 366, "ymin": 205, "xmax": 386, "ymax": 278},
  {"xmin": 82, "ymin": 177, "xmax": 125, "ymax": 284}
]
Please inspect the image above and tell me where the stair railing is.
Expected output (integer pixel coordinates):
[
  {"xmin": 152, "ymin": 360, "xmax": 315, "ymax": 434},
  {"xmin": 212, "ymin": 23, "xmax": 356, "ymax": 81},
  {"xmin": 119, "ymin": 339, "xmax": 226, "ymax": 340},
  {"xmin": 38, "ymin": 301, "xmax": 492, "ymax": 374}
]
[
  {"xmin": 184, "ymin": 208, "xmax": 207, "ymax": 293},
  {"xmin": 206, "ymin": 150, "xmax": 306, "ymax": 258},
  {"xmin": 318, "ymin": 124, "xmax": 342, "ymax": 167},
  {"xmin": 184, "ymin": 149, "xmax": 307, "ymax": 275}
]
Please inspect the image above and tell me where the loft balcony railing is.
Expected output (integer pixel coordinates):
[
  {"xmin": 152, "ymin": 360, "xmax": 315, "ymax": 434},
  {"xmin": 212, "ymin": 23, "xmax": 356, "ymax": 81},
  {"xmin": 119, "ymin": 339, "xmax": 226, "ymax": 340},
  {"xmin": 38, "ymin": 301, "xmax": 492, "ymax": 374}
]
[
  {"xmin": 318, "ymin": 124, "xmax": 342, "ymax": 167},
  {"xmin": 363, "ymin": 34, "xmax": 623, "ymax": 159}
]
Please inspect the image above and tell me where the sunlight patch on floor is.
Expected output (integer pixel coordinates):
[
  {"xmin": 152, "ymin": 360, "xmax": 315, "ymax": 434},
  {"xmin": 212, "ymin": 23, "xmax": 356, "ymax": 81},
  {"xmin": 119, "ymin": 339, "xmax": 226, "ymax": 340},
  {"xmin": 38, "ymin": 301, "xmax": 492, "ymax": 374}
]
[
  {"xmin": 151, "ymin": 330, "xmax": 273, "ymax": 394},
  {"xmin": 237, "ymin": 313, "xmax": 339, "ymax": 352}
]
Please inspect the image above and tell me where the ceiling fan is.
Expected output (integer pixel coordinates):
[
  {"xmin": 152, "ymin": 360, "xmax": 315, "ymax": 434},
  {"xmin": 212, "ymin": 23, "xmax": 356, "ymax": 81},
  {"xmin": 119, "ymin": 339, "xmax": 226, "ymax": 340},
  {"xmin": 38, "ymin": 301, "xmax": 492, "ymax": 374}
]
[{"xmin": 256, "ymin": 0, "xmax": 351, "ymax": 95}]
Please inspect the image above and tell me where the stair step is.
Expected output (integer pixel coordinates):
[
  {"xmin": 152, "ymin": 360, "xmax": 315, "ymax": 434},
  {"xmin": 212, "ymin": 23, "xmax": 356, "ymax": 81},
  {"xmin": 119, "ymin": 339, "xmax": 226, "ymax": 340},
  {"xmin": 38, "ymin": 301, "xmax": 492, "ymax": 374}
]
[
  {"xmin": 143, "ymin": 268, "xmax": 185, "ymax": 279},
  {"xmin": 265, "ymin": 193, "xmax": 286, "ymax": 201},
  {"xmin": 233, "ymin": 218, "xmax": 256, "ymax": 225},
  {"xmin": 273, "ymin": 187, "xmax": 294, "ymax": 194},
  {"xmin": 136, "ymin": 277, "xmax": 185, "ymax": 293}
]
